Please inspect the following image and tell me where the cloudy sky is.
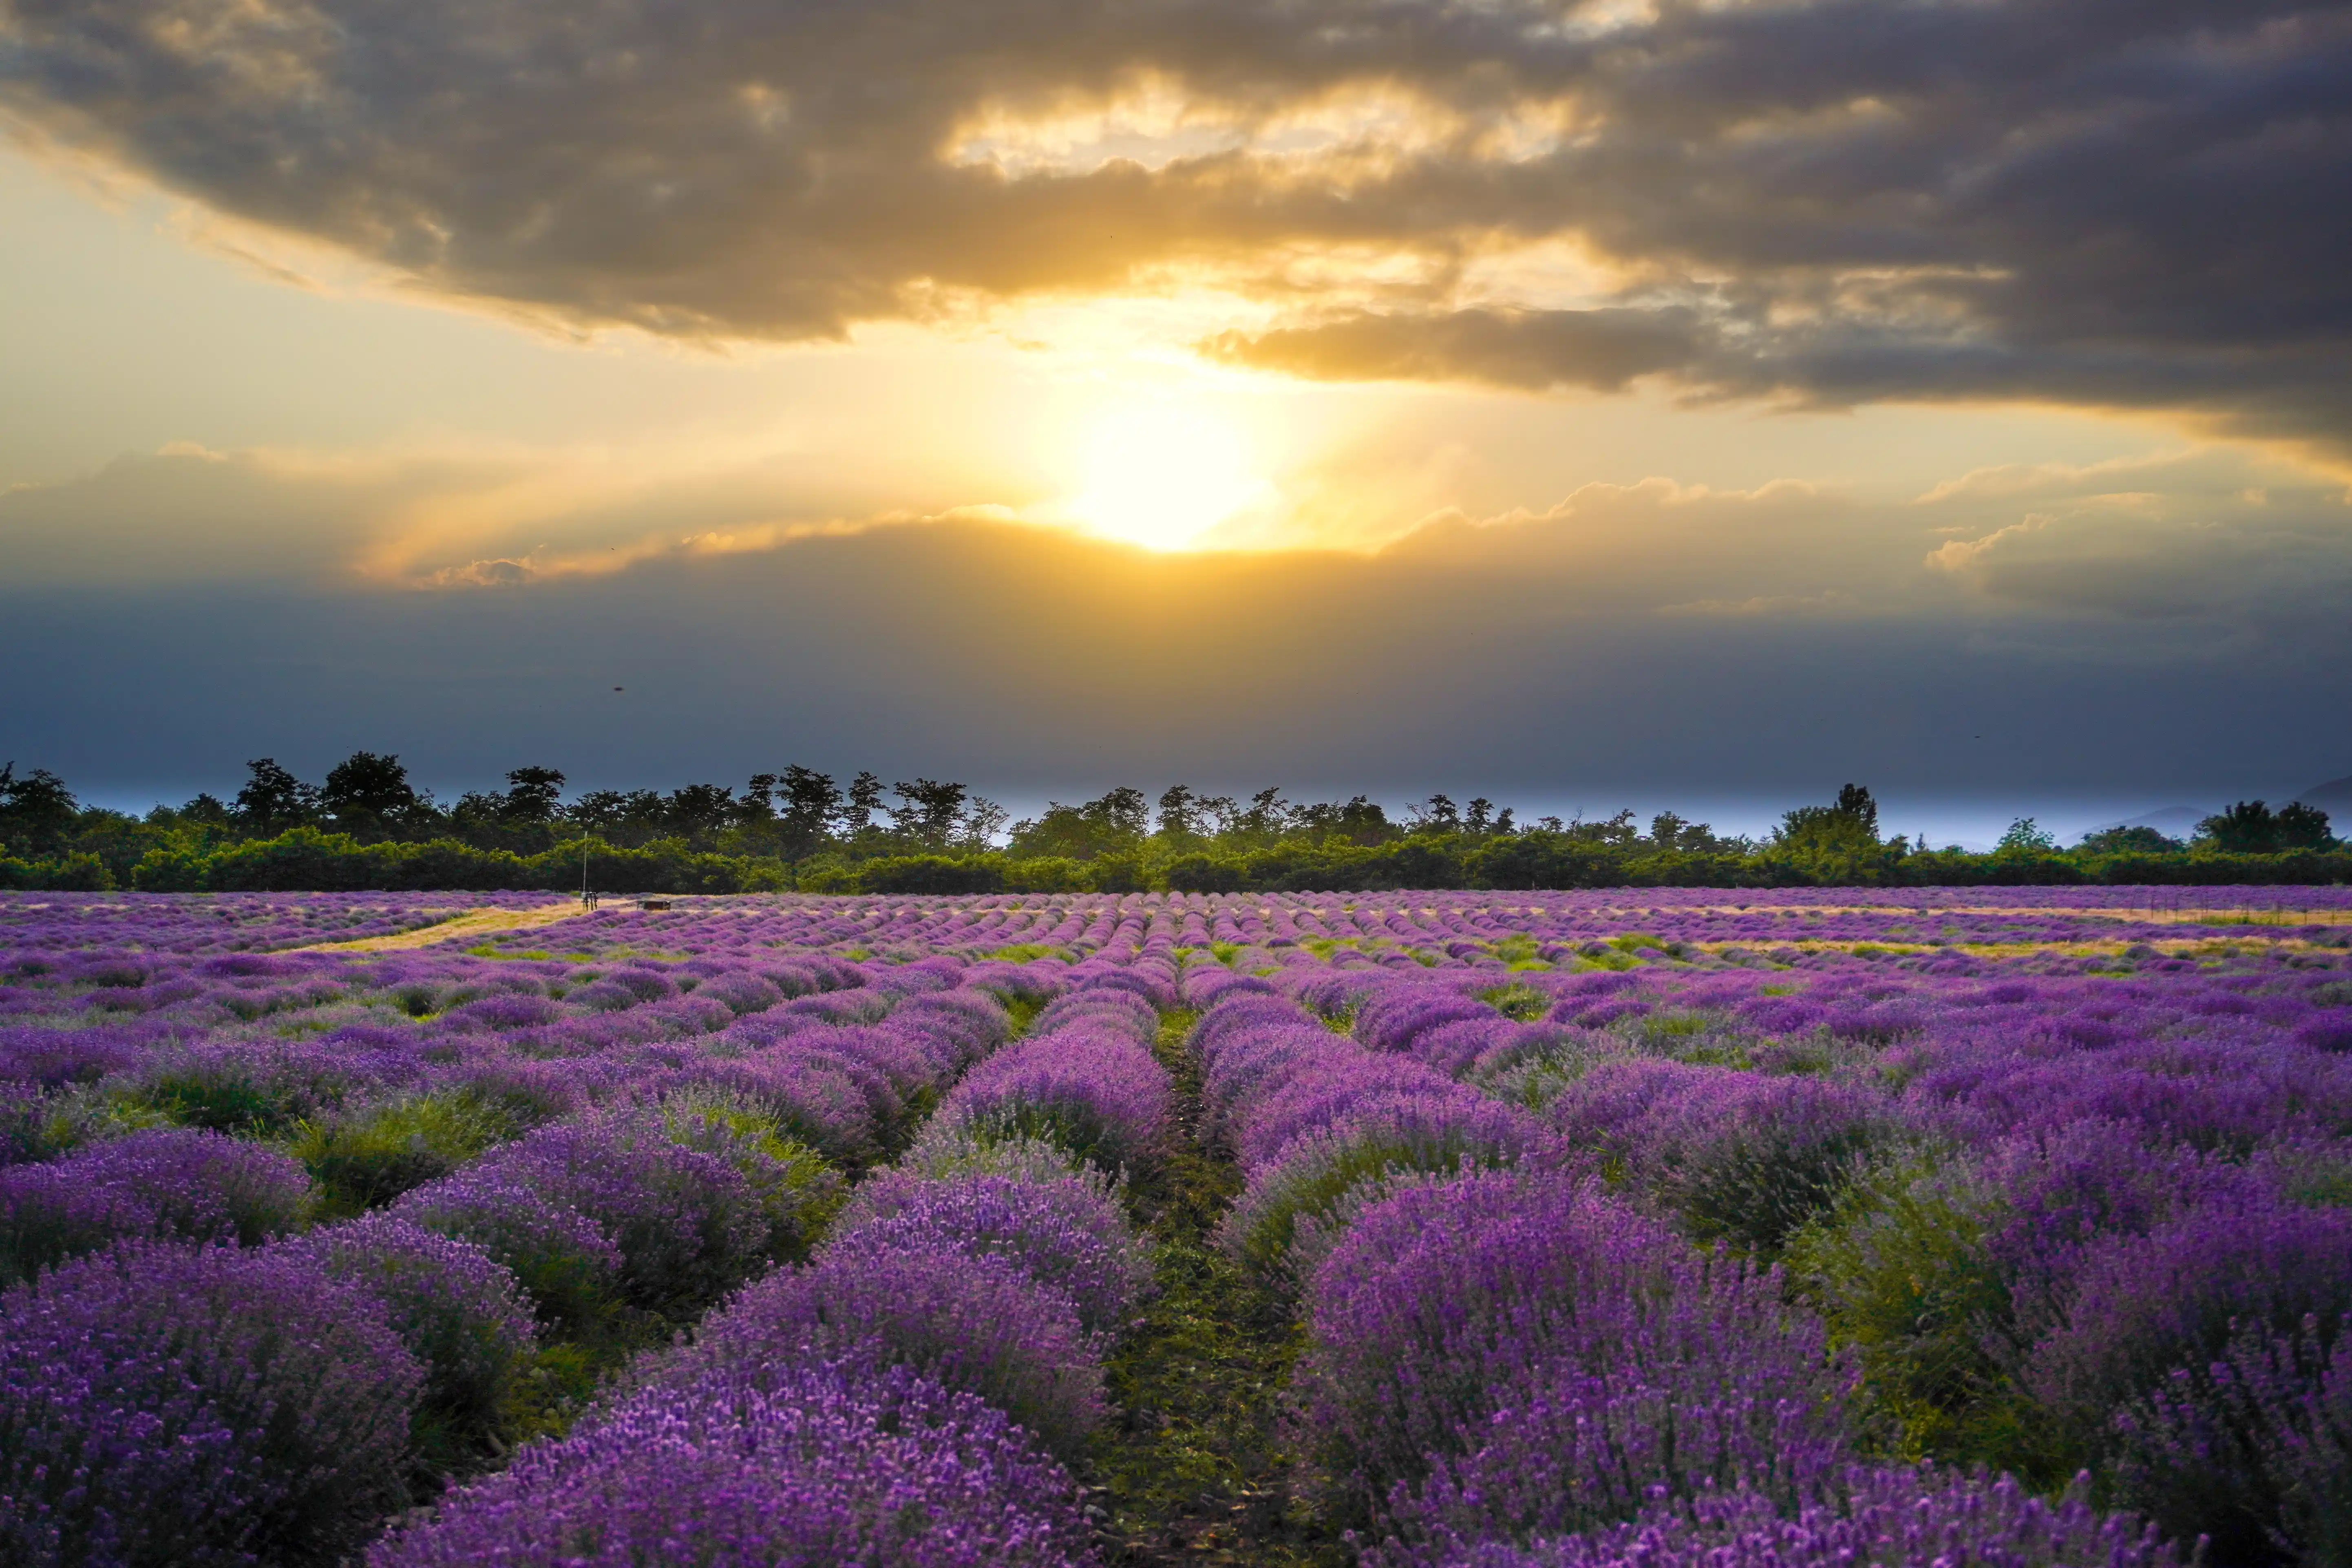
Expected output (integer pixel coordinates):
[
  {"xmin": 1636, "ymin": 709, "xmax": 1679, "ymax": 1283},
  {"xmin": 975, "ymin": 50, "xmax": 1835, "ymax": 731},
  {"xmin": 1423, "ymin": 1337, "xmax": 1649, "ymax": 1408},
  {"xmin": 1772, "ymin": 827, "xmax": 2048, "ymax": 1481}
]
[{"xmin": 3, "ymin": 0, "xmax": 2348, "ymax": 839}]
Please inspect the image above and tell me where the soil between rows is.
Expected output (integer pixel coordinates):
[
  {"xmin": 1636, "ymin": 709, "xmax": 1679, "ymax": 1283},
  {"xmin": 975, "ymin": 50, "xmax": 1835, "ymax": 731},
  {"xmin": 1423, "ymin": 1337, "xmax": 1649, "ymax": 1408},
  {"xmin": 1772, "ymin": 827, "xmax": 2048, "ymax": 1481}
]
[{"xmin": 1087, "ymin": 1010, "xmax": 1348, "ymax": 1568}]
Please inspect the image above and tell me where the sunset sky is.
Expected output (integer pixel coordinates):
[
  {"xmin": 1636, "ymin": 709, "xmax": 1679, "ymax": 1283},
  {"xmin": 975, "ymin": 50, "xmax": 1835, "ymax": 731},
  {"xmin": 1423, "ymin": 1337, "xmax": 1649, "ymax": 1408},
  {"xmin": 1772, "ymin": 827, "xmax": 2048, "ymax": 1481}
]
[{"xmin": 4, "ymin": 0, "xmax": 2348, "ymax": 841}]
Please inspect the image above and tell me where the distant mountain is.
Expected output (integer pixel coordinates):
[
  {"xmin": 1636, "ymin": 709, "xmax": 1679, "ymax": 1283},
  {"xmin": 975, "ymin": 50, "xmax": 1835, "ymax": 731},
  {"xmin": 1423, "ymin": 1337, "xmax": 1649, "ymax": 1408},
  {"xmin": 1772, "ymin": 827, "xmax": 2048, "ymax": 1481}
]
[
  {"xmin": 2295, "ymin": 773, "xmax": 2352, "ymax": 814},
  {"xmin": 2086, "ymin": 783, "xmax": 2352, "ymax": 841},
  {"xmin": 2087, "ymin": 806, "xmax": 2209, "ymax": 839}
]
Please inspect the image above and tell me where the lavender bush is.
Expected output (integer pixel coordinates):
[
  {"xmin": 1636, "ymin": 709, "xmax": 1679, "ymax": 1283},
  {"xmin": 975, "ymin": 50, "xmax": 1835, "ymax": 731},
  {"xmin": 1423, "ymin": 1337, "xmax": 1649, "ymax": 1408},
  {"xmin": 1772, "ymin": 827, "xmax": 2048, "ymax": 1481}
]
[
  {"xmin": 0, "ymin": 1239, "xmax": 423, "ymax": 1567},
  {"xmin": 393, "ymin": 1166, "xmax": 625, "ymax": 1329},
  {"xmin": 1415, "ymin": 1465, "xmax": 2182, "ymax": 1568},
  {"xmin": 941, "ymin": 1021, "xmax": 1172, "ymax": 1176},
  {"xmin": 287, "ymin": 1089, "xmax": 516, "ymax": 1215},
  {"xmin": 446, "ymin": 1109, "xmax": 772, "ymax": 1317},
  {"xmin": 655, "ymin": 1085, "xmax": 847, "ymax": 1263},
  {"xmin": 1551, "ymin": 1059, "xmax": 1899, "ymax": 1254},
  {"xmin": 2018, "ymin": 1191, "xmax": 2352, "ymax": 1470},
  {"xmin": 0, "ymin": 1126, "xmax": 311, "ymax": 1283},
  {"xmin": 660, "ymin": 1243, "xmax": 1107, "ymax": 1460},
  {"xmin": 287, "ymin": 1212, "xmax": 537, "ymax": 1471},
  {"xmin": 369, "ymin": 1352, "xmax": 1094, "ymax": 1568},
  {"xmin": 826, "ymin": 1168, "xmax": 1152, "ymax": 1333},
  {"xmin": 1295, "ymin": 1168, "xmax": 1852, "ymax": 1529}
]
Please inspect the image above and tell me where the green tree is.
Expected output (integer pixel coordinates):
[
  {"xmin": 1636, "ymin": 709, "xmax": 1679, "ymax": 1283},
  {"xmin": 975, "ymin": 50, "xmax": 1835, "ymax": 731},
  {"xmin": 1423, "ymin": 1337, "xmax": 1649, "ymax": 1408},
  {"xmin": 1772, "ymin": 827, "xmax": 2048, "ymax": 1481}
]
[
  {"xmin": 890, "ymin": 779, "xmax": 970, "ymax": 849},
  {"xmin": 175, "ymin": 793, "xmax": 234, "ymax": 827},
  {"xmin": 1411, "ymin": 793, "xmax": 1462, "ymax": 832},
  {"xmin": 773, "ymin": 765, "xmax": 844, "ymax": 860},
  {"xmin": 2276, "ymin": 801, "xmax": 2334, "ymax": 851},
  {"xmin": 2198, "ymin": 800, "xmax": 2281, "ymax": 854},
  {"xmin": 1295, "ymin": 795, "xmax": 1396, "ymax": 845},
  {"xmin": 233, "ymin": 758, "xmax": 320, "ymax": 835},
  {"xmin": 2076, "ymin": 824, "xmax": 2182, "ymax": 854},
  {"xmin": 1156, "ymin": 784, "xmax": 1205, "ymax": 841},
  {"xmin": 1008, "ymin": 786, "xmax": 1148, "ymax": 859},
  {"xmin": 1769, "ymin": 784, "xmax": 1900, "ymax": 883},
  {"xmin": 319, "ymin": 752, "xmax": 422, "ymax": 837},
  {"xmin": 740, "ymin": 773, "xmax": 780, "ymax": 822},
  {"xmin": 1997, "ymin": 817, "xmax": 2057, "ymax": 853},
  {"xmin": 961, "ymin": 796, "xmax": 1009, "ymax": 849},
  {"xmin": 1233, "ymin": 786, "xmax": 1292, "ymax": 844},
  {"xmin": 0, "ymin": 764, "xmax": 78, "ymax": 855},
  {"xmin": 843, "ymin": 772, "xmax": 886, "ymax": 836},
  {"xmin": 570, "ymin": 788, "xmax": 666, "ymax": 845},
  {"xmin": 665, "ymin": 784, "xmax": 738, "ymax": 841},
  {"xmin": 1464, "ymin": 797, "xmax": 1512, "ymax": 835},
  {"xmin": 501, "ymin": 766, "xmax": 566, "ymax": 823},
  {"xmin": 1835, "ymin": 782, "xmax": 1880, "ymax": 836},
  {"xmin": 1566, "ymin": 809, "xmax": 1642, "ymax": 848}
]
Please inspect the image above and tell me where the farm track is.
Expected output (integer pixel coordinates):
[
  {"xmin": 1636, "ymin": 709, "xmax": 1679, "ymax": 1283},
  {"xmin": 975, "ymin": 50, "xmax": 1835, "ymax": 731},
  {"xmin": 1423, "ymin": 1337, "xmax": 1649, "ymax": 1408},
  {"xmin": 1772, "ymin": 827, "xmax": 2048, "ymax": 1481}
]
[
  {"xmin": 292, "ymin": 901, "xmax": 590, "ymax": 952},
  {"xmin": 1091, "ymin": 1010, "xmax": 1346, "ymax": 1568}
]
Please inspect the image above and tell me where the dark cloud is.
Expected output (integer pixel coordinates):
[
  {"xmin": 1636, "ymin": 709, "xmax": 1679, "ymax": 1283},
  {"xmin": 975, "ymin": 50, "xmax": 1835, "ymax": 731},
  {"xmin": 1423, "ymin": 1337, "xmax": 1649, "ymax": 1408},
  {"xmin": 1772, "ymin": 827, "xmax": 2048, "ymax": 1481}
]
[
  {"xmin": 4, "ymin": 0, "xmax": 2346, "ymax": 443},
  {"xmin": 1201, "ymin": 307, "xmax": 1705, "ymax": 393},
  {"xmin": 1212, "ymin": 303, "xmax": 2352, "ymax": 456},
  {"xmin": 4, "ymin": 453, "xmax": 2348, "ymax": 804},
  {"xmin": 6, "ymin": 508, "xmax": 2348, "ymax": 809}
]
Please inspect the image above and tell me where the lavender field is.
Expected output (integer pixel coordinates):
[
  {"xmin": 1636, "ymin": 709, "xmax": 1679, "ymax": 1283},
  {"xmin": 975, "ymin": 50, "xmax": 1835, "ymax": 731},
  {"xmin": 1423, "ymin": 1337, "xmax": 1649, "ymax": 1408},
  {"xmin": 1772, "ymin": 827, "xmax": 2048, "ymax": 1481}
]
[{"xmin": 4, "ymin": 888, "xmax": 2351, "ymax": 1568}]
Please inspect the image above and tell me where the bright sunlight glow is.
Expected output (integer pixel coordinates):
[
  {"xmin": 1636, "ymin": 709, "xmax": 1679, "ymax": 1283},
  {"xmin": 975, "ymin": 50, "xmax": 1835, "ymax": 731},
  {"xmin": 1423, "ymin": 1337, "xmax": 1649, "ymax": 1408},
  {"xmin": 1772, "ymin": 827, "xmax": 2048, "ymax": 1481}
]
[{"xmin": 1064, "ymin": 402, "xmax": 1270, "ymax": 551}]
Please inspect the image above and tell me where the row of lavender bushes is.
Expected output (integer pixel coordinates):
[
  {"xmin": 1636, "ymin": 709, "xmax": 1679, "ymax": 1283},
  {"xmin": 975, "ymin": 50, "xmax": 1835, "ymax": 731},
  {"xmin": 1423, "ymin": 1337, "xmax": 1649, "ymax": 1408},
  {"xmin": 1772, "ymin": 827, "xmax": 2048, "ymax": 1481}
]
[
  {"xmin": 0, "ymin": 950, "xmax": 1086, "ymax": 1564},
  {"xmin": 1181, "ymin": 948, "xmax": 2352, "ymax": 1568},
  {"xmin": 365, "ymin": 968, "xmax": 1181, "ymax": 1564},
  {"xmin": 7, "ymin": 885, "xmax": 2350, "ymax": 967}
]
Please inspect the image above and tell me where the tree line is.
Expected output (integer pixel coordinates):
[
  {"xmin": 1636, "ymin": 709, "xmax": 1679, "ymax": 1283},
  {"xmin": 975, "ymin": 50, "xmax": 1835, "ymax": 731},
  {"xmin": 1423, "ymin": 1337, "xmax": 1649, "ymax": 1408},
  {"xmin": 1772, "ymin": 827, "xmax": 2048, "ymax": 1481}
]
[{"xmin": 0, "ymin": 759, "xmax": 2342, "ymax": 893}]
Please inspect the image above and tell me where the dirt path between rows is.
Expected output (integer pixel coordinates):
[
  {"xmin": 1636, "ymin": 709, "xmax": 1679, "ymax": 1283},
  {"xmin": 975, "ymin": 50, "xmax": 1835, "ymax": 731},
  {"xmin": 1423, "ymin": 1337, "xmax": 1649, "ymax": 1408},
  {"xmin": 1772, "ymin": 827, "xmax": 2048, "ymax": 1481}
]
[
  {"xmin": 293, "ymin": 901, "xmax": 599, "ymax": 953},
  {"xmin": 1089, "ymin": 1010, "xmax": 1344, "ymax": 1568}
]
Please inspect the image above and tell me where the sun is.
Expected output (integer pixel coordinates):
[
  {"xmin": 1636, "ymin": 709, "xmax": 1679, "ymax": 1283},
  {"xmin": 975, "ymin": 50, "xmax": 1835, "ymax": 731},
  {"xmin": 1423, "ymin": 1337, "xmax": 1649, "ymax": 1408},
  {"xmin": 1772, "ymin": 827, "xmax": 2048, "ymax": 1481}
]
[{"xmin": 1065, "ymin": 402, "xmax": 1269, "ymax": 551}]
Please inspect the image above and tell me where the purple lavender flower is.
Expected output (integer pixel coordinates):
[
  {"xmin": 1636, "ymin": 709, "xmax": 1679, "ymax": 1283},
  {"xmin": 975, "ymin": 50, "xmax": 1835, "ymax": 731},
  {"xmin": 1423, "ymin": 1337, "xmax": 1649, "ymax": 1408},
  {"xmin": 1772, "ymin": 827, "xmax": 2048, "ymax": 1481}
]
[
  {"xmin": 432, "ymin": 992, "xmax": 562, "ymax": 1032},
  {"xmin": 1353, "ymin": 989, "xmax": 1500, "ymax": 1057},
  {"xmin": 1551, "ymin": 1060, "xmax": 1898, "ymax": 1254},
  {"xmin": 2018, "ymin": 1190, "xmax": 2352, "ymax": 1468},
  {"xmin": 285, "ymin": 1212, "xmax": 537, "ymax": 1468},
  {"xmin": 369, "ymin": 1352, "xmax": 1095, "ymax": 1568},
  {"xmin": 1221, "ymin": 1095, "xmax": 1551, "ymax": 1276},
  {"xmin": 893, "ymin": 988, "xmax": 1017, "ymax": 1071},
  {"xmin": 941, "ymin": 1025, "xmax": 1173, "ymax": 1176},
  {"xmin": 1384, "ymin": 1364, "xmax": 1853, "ymax": 1564},
  {"xmin": 0, "ymin": 1080, "xmax": 58, "ymax": 1166},
  {"xmin": 663, "ymin": 1243, "xmax": 1106, "ymax": 1460},
  {"xmin": 654, "ymin": 1086, "xmax": 847, "ymax": 1262},
  {"xmin": 827, "ymin": 1168, "xmax": 1152, "ymax": 1333},
  {"xmin": 1183, "ymin": 965, "xmax": 1278, "ymax": 1010},
  {"xmin": 689, "ymin": 969, "xmax": 787, "ymax": 1016},
  {"xmin": 1296, "ymin": 1167, "xmax": 1850, "ymax": 1528},
  {"xmin": 1, "ymin": 1126, "xmax": 311, "ymax": 1283},
  {"xmin": 1028, "ymin": 986, "xmax": 1159, "ymax": 1042},
  {"xmin": 1237, "ymin": 1052, "xmax": 1497, "ymax": 1171},
  {"xmin": 1410, "ymin": 1465, "xmax": 2182, "ymax": 1568},
  {"xmin": 393, "ymin": 1166, "xmax": 625, "ymax": 1330},
  {"xmin": 0, "ymin": 1023, "xmax": 153, "ymax": 1089},
  {"xmin": 0, "ymin": 1239, "xmax": 423, "ymax": 1567},
  {"xmin": 2106, "ymin": 1312, "xmax": 2349, "ymax": 1566},
  {"xmin": 773, "ymin": 987, "xmax": 895, "ymax": 1028},
  {"xmin": 451, "ymin": 1109, "xmax": 770, "ymax": 1316},
  {"xmin": 674, "ymin": 1045, "xmax": 892, "ymax": 1168}
]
